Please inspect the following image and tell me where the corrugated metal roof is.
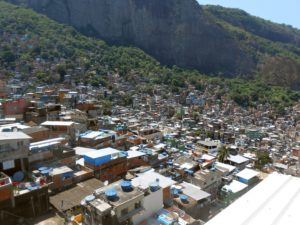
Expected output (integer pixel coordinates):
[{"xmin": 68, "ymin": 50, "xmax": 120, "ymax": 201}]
[
  {"xmin": 206, "ymin": 172, "xmax": 300, "ymax": 225},
  {"xmin": 50, "ymin": 178, "xmax": 103, "ymax": 212},
  {"xmin": 181, "ymin": 182, "xmax": 211, "ymax": 201}
]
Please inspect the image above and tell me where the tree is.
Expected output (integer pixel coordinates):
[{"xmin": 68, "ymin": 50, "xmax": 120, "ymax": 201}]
[
  {"xmin": 56, "ymin": 64, "xmax": 67, "ymax": 82},
  {"xmin": 101, "ymin": 100, "xmax": 112, "ymax": 115},
  {"xmin": 206, "ymin": 131, "xmax": 214, "ymax": 139},
  {"xmin": 121, "ymin": 94, "xmax": 133, "ymax": 106},
  {"xmin": 255, "ymin": 151, "xmax": 272, "ymax": 169},
  {"xmin": 0, "ymin": 50, "xmax": 16, "ymax": 63},
  {"xmin": 217, "ymin": 146, "xmax": 230, "ymax": 163}
]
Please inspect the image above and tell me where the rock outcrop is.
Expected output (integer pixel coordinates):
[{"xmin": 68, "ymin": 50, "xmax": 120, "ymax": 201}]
[{"xmin": 9, "ymin": 0, "xmax": 256, "ymax": 76}]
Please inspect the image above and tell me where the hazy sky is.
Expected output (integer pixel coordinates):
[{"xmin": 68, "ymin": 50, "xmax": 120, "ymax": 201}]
[{"xmin": 197, "ymin": 0, "xmax": 300, "ymax": 29}]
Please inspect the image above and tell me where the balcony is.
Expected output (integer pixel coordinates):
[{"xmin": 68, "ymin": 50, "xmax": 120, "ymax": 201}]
[{"xmin": 0, "ymin": 146, "xmax": 28, "ymax": 161}]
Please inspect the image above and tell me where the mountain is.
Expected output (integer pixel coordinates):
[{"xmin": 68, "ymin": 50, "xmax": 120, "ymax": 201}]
[
  {"xmin": 7, "ymin": 0, "xmax": 300, "ymax": 87},
  {"xmin": 0, "ymin": 0, "xmax": 300, "ymax": 111},
  {"xmin": 204, "ymin": 5, "xmax": 300, "ymax": 48},
  {"xmin": 204, "ymin": 5, "xmax": 300, "ymax": 89}
]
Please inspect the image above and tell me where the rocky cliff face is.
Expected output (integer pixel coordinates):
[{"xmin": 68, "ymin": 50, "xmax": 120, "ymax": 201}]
[{"xmin": 10, "ymin": 0, "xmax": 255, "ymax": 76}]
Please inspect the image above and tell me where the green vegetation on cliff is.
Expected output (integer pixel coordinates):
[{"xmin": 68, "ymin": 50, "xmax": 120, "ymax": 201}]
[
  {"xmin": 204, "ymin": 5, "xmax": 300, "ymax": 89},
  {"xmin": 0, "ymin": 1, "xmax": 299, "ymax": 111}
]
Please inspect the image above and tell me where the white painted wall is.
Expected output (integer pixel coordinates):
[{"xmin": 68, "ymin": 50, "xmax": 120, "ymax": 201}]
[{"xmin": 132, "ymin": 188, "xmax": 163, "ymax": 225}]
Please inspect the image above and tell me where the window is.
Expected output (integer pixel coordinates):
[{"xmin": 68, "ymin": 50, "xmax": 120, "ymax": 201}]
[
  {"xmin": 121, "ymin": 208, "xmax": 128, "ymax": 216},
  {"xmin": 135, "ymin": 201, "xmax": 141, "ymax": 209},
  {"xmin": 0, "ymin": 144, "xmax": 10, "ymax": 153},
  {"xmin": 17, "ymin": 141, "xmax": 23, "ymax": 147},
  {"xmin": 3, "ymin": 160, "xmax": 15, "ymax": 170}
]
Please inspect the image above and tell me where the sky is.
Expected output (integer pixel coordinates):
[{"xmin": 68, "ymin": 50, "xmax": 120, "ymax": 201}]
[{"xmin": 197, "ymin": 0, "xmax": 300, "ymax": 29}]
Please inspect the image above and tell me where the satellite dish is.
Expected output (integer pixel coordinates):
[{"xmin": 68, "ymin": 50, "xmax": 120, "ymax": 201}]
[{"xmin": 104, "ymin": 180, "xmax": 109, "ymax": 186}]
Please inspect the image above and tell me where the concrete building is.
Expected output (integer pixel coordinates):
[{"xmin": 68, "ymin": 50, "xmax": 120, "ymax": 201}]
[
  {"xmin": 226, "ymin": 154, "xmax": 249, "ymax": 170},
  {"xmin": 126, "ymin": 150, "xmax": 147, "ymax": 169},
  {"xmin": 235, "ymin": 168, "xmax": 259, "ymax": 185},
  {"xmin": 41, "ymin": 121, "xmax": 76, "ymax": 145},
  {"xmin": 138, "ymin": 128, "xmax": 163, "ymax": 142},
  {"xmin": 131, "ymin": 181, "xmax": 164, "ymax": 225},
  {"xmin": 172, "ymin": 182, "xmax": 211, "ymax": 221},
  {"xmin": 131, "ymin": 171, "xmax": 176, "ymax": 206},
  {"xmin": 82, "ymin": 180, "xmax": 145, "ymax": 225},
  {"xmin": 0, "ymin": 132, "xmax": 32, "ymax": 175},
  {"xmin": 189, "ymin": 168, "xmax": 224, "ymax": 199},
  {"xmin": 220, "ymin": 180, "xmax": 248, "ymax": 205},
  {"xmin": 197, "ymin": 139, "xmax": 221, "ymax": 155}
]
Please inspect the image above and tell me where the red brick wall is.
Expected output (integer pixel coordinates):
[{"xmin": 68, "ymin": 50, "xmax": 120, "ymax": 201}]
[
  {"xmin": 58, "ymin": 156, "xmax": 76, "ymax": 167},
  {"xmin": 76, "ymin": 103, "xmax": 95, "ymax": 111},
  {"xmin": 128, "ymin": 157, "xmax": 148, "ymax": 169},
  {"xmin": 85, "ymin": 157, "xmax": 127, "ymax": 182},
  {"xmin": 28, "ymin": 130, "xmax": 50, "ymax": 142},
  {"xmin": 2, "ymin": 99, "xmax": 28, "ymax": 115},
  {"xmin": 163, "ymin": 187, "xmax": 171, "ymax": 203},
  {"xmin": 0, "ymin": 186, "xmax": 12, "ymax": 202},
  {"xmin": 292, "ymin": 149, "xmax": 300, "ymax": 157}
]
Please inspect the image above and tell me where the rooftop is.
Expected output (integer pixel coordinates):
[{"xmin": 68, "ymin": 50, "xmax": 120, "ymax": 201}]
[
  {"xmin": 0, "ymin": 131, "xmax": 32, "ymax": 141},
  {"xmin": 50, "ymin": 166, "xmax": 73, "ymax": 176},
  {"xmin": 73, "ymin": 146, "xmax": 96, "ymax": 156},
  {"xmin": 30, "ymin": 137, "xmax": 65, "ymax": 151},
  {"xmin": 222, "ymin": 180, "xmax": 248, "ymax": 194},
  {"xmin": 79, "ymin": 130, "xmax": 114, "ymax": 139},
  {"xmin": 198, "ymin": 139, "xmax": 220, "ymax": 147},
  {"xmin": 215, "ymin": 162, "xmax": 236, "ymax": 173},
  {"xmin": 50, "ymin": 178, "xmax": 104, "ymax": 212},
  {"xmin": 127, "ymin": 150, "xmax": 146, "ymax": 159},
  {"xmin": 94, "ymin": 180, "xmax": 144, "ymax": 207},
  {"xmin": 84, "ymin": 147, "xmax": 121, "ymax": 159},
  {"xmin": 236, "ymin": 168, "xmax": 259, "ymax": 180},
  {"xmin": 227, "ymin": 154, "xmax": 249, "ymax": 164},
  {"xmin": 206, "ymin": 173, "xmax": 300, "ymax": 225},
  {"xmin": 0, "ymin": 123, "xmax": 30, "ymax": 131},
  {"xmin": 139, "ymin": 206, "xmax": 196, "ymax": 225},
  {"xmin": 180, "ymin": 182, "xmax": 211, "ymax": 201},
  {"xmin": 41, "ymin": 121, "xmax": 75, "ymax": 126},
  {"xmin": 201, "ymin": 154, "xmax": 216, "ymax": 161},
  {"xmin": 132, "ymin": 171, "xmax": 176, "ymax": 189}
]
